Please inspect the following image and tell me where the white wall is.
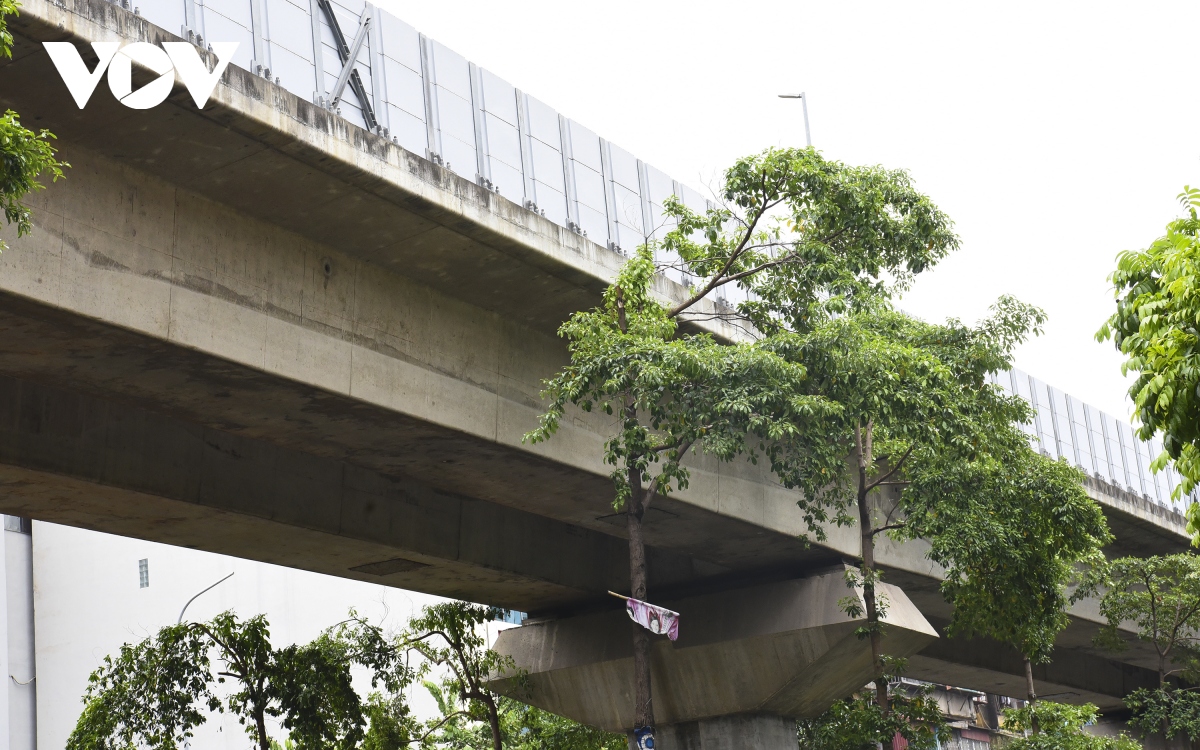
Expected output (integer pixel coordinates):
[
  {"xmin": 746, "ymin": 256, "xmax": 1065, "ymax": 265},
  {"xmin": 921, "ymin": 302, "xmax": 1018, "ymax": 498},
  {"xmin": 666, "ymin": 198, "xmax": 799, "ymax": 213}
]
[
  {"xmin": 32, "ymin": 521, "xmax": 449, "ymax": 750},
  {"xmin": 2, "ymin": 520, "xmax": 37, "ymax": 750}
]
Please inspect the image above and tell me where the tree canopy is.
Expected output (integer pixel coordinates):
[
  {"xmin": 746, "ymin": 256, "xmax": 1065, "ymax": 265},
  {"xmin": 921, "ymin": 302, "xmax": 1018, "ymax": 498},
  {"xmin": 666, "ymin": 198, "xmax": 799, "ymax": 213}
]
[
  {"xmin": 1098, "ymin": 187, "xmax": 1200, "ymax": 538},
  {"xmin": 0, "ymin": 0, "xmax": 67, "ymax": 252}
]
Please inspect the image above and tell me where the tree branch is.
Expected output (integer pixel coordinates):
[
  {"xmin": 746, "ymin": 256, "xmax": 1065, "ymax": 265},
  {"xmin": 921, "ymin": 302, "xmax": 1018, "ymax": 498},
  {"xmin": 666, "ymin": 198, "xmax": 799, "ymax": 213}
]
[{"xmin": 865, "ymin": 445, "xmax": 915, "ymax": 493}]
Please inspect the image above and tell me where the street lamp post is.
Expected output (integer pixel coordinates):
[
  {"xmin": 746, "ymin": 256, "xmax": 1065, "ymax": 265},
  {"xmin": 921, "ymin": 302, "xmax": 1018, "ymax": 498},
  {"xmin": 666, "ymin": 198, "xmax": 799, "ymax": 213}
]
[
  {"xmin": 778, "ymin": 92, "xmax": 811, "ymax": 148},
  {"xmin": 177, "ymin": 571, "xmax": 235, "ymax": 624}
]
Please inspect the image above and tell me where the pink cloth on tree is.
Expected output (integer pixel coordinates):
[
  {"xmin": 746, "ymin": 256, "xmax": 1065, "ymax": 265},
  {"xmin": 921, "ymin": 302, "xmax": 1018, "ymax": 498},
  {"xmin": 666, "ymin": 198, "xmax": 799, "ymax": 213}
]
[{"xmin": 625, "ymin": 598, "xmax": 680, "ymax": 641}]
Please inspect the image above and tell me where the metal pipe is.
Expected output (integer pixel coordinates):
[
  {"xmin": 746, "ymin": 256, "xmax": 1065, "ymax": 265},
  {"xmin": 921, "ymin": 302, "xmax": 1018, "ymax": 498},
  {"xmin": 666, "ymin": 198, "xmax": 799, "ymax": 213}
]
[{"xmin": 177, "ymin": 571, "xmax": 235, "ymax": 625}]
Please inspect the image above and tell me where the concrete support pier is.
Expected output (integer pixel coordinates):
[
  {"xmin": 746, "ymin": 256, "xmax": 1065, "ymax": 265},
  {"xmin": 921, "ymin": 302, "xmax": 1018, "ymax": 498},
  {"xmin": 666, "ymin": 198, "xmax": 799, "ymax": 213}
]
[
  {"xmin": 644, "ymin": 715, "xmax": 798, "ymax": 750},
  {"xmin": 494, "ymin": 567, "xmax": 937, "ymax": 748}
]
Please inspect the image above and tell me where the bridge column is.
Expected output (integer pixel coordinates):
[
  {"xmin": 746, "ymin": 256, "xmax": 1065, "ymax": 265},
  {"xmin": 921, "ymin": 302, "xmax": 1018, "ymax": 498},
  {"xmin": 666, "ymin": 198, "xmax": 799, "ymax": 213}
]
[
  {"xmin": 493, "ymin": 567, "xmax": 938, "ymax": 749},
  {"xmin": 645, "ymin": 715, "xmax": 797, "ymax": 749}
]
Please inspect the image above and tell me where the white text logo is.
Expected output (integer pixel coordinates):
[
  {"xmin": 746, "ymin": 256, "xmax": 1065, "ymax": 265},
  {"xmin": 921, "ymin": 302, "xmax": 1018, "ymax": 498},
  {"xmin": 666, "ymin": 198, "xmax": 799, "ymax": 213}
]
[{"xmin": 44, "ymin": 41, "xmax": 238, "ymax": 110}]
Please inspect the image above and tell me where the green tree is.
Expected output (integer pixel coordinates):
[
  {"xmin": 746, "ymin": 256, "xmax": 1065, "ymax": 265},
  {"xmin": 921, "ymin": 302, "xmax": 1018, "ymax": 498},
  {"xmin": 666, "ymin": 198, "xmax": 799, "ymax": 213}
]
[
  {"xmin": 902, "ymin": 447, "xmax": 1111, "ymax": 709},
  {"xmin": 1098, "ymin": 187, "xmax": 1200, "ymax": 539},
  {"xmin": 402, "ymin": 602, "xmax": 514, "ymax": 750},
  {"xmin": 796, "ymin": 684, "xmax": 947, "ymax": 750},
  {"xmin": 66, "ymin": 611, "xmax": 407, "ymax": 750},
  {"xmin": 526, "ymin": 147, "xmax": 959, "ymax": 742},
  {"xmin": 403, "ymin": 602, "xmax": 623, "ymax": 750},
  {"xmin": 1087, "ymin": 554, "xmax": 1200, "ymax": 743},
  {"xmin": 0, "ymin": 0, "xmax": 68, "ymax": 252},
  {"xmin": 1002, "ymin": 702, "xmax": 1141, "ymax": 750}
]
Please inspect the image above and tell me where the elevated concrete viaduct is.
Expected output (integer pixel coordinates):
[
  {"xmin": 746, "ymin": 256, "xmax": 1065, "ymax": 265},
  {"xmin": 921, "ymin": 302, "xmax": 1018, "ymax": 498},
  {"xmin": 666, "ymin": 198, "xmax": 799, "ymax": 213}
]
[{"xmin": 0, "ymin": 0, "xmax": 1191, "ymax": 744}]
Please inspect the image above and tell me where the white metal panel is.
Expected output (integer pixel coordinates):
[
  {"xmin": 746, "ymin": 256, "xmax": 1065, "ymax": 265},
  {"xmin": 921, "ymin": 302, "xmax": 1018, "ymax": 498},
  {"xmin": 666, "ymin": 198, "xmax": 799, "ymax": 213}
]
[
  {"xmin": 616, "ymin": 221, "xmax": 644, "ymax": 252},
  {"xmin": 678, "ymin": 184, "xmax": 708, "ymax": 215},
  {"xmin": 567, "ymin": 120, "xmax": 602, "ymax": 172},
  {"xmin": 439, "ymin": 134, "xmax": 476, "ymax": 178},
  {"xmin": 484, "ymin": 113, "xmax": 521, "ymax": 170},
  {"xmin": 608, "ymin": 142, "xmax": 639, "ymax": 193},
  {"xmin": 530, "ymin": 139, "xmax": 564, "ymax": 194},
  {"xmin": 263, "ymin": 0, "xmax": 311, "ymax": 58},
  {"xmin": 382, "ymin": 58, "xmax": 423, "ymax": 118},
  {"xmin": 201, "ymin": 0, "xmax": 252, "ymax": 28},
  {"xmin": 377, "ymin": 10, "xmax": 421, "ymax": 71},
  {"xmin": 429, "ymin": 40, "xmax": 471, "ymax": 100},
  {"xmin": 644, "ymin": 163, "xmax": 674, "ymax": 204},
  {"xmin": 435, "ymin": 89, "xmax": 475, "ymax": 147},
  {"xmin": 577, "ymin": 204, "xmax": 607, "ymax": 240},
  {"xmin": 199, "ymin": 9, "xmax": 255, "ymax": 69},
  {"xmin": 525, "ymin": 95, "xmax": 559, "ymax": 146},
  {"xmin": 535, "ymin": 183, "xmax": 567, "ymax": 226},
  {"xmin": 480, "ymin": 69, "xmax": 517, "ymax": 126},
  {"xmin": 386, "ymin": 106, "xmax": 427, "ymax": 154},
  {"xmin": 268, "ymin": 42, "xmax": 315, "ymax": 94},
  {"xmin": 573, "ymin": 164, "xmax": 606, "ymax": 215},
  {"xmin": 488, "ymin": 159, "xmax": 523, "ymax": 201},
  {"xmin": 612, "ymin": 183, "xmax": 643, "ymax": 232},
  {"xmin": 142, "ymin": 0, "xmax": 186, "ymax": 40}
]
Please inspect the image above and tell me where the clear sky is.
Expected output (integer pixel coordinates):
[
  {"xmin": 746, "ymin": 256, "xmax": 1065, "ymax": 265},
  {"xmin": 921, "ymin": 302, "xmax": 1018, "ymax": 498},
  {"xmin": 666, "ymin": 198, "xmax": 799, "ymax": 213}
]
[{"xmin": 375, "ymin": 0, "xmax": 1200, "ymax": 418}]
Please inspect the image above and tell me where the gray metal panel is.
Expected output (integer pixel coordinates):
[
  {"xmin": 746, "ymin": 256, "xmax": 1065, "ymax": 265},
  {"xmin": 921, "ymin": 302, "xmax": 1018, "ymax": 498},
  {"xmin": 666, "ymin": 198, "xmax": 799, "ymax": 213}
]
[
  {"xmin": 678, "ymin": 184, "xmax": 708, "ymax": 215},
  {"xmin": 1084, "ymin": 404, "xmax": 1112, "ymax": 482},
  {"xmin": 1117, "ymin": 422, "xmax": 1143, "ymax": 494},
  {"xmin": 306, "ymin": 0, "xmax": 323, "ymax": 96},
  {"xmin": 558, "ymin": 114, "xmax": 579, "ymax": 230},
  {"xmin": 1134, "ymin": 436, "xmax": 1156, "ymax": 501},
  {"xmin": 468, "ymin": 63, "xmax": 489, "ymax": 185},
  {"xmin": 1102, "ymin": 415, "xmax": 1128, "ymax": 488},
  {"xmin": 515, "ymin": 91, "xmax": 536, "ymax": 203},
  {"xmin": 435, "ymin": 89, "xmax": 474, "ymax": 155},
  {"xmin": 368, "ymin": 2, "xmax": 388, "ymax": 133},
  {"xmin": 418, "ymin": 34, "xmax": 441, "ymax": 162},
  {"xmin": 600, "ymin": 140, "xmax": 619, "ymax": 250},
  {"xmin": 1048, "ymin": 387, "xmax": 1075, "ymax": 467},
  {"xmin": 481, "ymin": 69, "xmax": 518, "ymax": 125}
]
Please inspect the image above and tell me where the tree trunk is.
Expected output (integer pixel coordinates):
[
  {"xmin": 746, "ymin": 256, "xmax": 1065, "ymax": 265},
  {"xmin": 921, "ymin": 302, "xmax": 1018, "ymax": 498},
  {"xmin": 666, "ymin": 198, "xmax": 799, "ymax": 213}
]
[
  {"xmin": 254, "ymin": 700, "xmax": 270, "ymax": 750},
  {"xmin": 627, "ymin": 490, "xmax": 655, "ymax": 734},
  {"xmin": 484, "ymin": 695, "xmax": 503, "ymax": 750},
  {"xmin": 856, "ymin": 422, "xmax": 888, "ymax": 714},
  {"xmin": 1023, "ymin": 656, "xmax": 1040, "ymax": 734}
]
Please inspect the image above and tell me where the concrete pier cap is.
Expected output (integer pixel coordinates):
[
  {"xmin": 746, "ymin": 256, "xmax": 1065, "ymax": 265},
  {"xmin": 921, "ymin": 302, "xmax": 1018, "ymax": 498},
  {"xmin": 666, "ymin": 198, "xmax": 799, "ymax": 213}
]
[{"xmin": 492, "ymin": 566, "xmax": 938, "ymax": 748}]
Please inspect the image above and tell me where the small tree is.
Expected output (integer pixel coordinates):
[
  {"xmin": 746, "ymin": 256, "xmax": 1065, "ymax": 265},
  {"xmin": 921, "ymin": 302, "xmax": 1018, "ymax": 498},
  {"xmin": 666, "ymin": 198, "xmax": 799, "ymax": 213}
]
[
  {"xmin": 1002, "ymin": 702, "xmax": 1141, "ymax": 750},
  {"xmin": 1098, "ymin": 187, "xmax": 1200, "ymax": 539},
  {"xmin": 403, "ymin": 601, "xmax": 623, "ymax": 750},
  {"xmin": 1, "ymin": 0, "xmax": 68, "ymax": 252},
  {"xmin": 903, "ymin": 448, "xmax": 1111, "ymax": 709},
  {"xmin": 1089, "ymin": 554, "xmax": 1200, "ymax": 743},
  {"xmin": 66, "ymin": 611, "xmax": 406, "ymax": 750},
  {"xmin": 796, "ymin": 684, "xmax": 947, "ymax": 750}
]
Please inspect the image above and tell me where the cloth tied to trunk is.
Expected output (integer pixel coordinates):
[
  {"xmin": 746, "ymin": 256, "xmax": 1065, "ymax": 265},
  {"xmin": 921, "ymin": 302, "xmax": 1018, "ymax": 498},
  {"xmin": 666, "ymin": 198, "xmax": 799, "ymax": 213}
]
[{"xmin": 625, "ymin": 598, "xmax": 680, "ymax": 641}]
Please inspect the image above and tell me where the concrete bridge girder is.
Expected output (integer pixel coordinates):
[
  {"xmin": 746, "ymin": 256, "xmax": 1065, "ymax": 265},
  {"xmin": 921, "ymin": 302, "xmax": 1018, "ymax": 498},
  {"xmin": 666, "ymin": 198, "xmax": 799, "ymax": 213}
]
[{"xmin": 0, "ymin": 0, "xmax": 1190, "ymax": 734}]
